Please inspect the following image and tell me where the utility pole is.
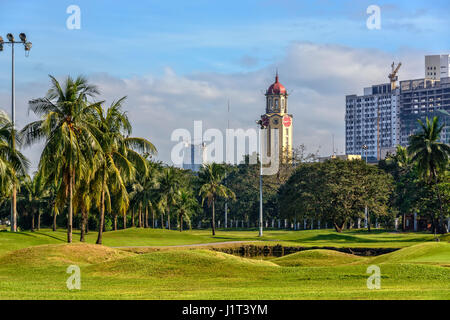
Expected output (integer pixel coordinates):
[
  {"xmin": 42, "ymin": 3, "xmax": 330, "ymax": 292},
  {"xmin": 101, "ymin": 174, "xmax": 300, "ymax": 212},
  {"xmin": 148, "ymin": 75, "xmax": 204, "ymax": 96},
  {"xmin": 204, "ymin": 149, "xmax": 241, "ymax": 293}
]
[
  {"xmin": 224, "ymin": 100, "xmax": 230, "ymax": 229},
  {"xmin": 0, "ymin": 33, "xmax": 32, "ymax": 232},
  {"xmin": 256, "ymin": 118, "xmax": 267, "ymax": 237},
  {"xmin": 362, "ymin": 144, "xmax": 369, "ymax": 229}
]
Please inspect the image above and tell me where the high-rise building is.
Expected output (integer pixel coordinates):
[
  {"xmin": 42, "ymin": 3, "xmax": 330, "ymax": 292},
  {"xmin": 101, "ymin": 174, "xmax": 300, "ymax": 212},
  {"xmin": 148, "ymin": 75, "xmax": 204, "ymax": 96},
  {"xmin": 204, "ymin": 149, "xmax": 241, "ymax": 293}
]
[
  {"xmin": 345, "ymin": 83, "xmax": 400, "ymax": 161},
  {"xmin": 399, "ymin": 77, "xmax": 450, "ymax": 145},
  {"xmin": 346, "ymin": 56, "xmax": 450, "ymax": 162},
  {"xmin": 261, "ymin": 73, "xmax": 293, "ymax": 162},
  {"xmin": 182, "ymin": 142, "xmax": 207, "ymax": 172},
  {"xmin": 425, "ymin": 54, "xmax": 450, "ymax": 80}
]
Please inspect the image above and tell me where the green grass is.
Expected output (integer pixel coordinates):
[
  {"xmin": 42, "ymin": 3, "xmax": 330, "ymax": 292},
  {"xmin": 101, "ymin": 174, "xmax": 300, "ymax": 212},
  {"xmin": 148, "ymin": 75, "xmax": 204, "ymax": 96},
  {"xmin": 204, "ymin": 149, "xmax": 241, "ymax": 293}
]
[
  {"xmin": 272, "ymin": 249, "xmax": 367, "ymax": 267},
  {"xmin": 0, "ymin": 228, "xmax": 448, "ymax": 299},
  {"xmin": 0, "ymin": 227, "xmax": 438, "ymax": 257},
  {"xmin": 0, "ymin": 242, "xmax": 448, "ymax": 299}
]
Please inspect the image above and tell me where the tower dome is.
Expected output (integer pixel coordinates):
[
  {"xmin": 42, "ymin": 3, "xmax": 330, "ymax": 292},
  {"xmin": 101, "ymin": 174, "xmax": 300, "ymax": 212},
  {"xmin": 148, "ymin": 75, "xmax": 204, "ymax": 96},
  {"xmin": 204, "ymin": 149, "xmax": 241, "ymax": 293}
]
[{"xmin": 266, "ymin": 73, "xmax": 286, "ymax": 95}]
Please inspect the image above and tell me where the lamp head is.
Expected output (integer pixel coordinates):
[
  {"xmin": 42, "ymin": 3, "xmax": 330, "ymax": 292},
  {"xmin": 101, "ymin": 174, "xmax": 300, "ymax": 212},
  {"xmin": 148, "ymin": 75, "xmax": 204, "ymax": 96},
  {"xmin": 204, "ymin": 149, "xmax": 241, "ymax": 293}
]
[
  {"xmin": 24, "ymin": 42, "xmax": 32, "ymax": 51},
  {"xmin": 6, "ymin": 33, "xmax": 14, "ymax": 42},
  {"xmin": 19, "ymin": 33, "xmax": 26, "ymax": 42}
]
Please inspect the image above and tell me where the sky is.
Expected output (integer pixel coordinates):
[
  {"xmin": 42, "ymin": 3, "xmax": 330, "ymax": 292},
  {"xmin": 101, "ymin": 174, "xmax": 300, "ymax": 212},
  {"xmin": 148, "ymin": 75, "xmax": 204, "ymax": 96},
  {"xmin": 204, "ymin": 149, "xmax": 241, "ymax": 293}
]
[{"xmin": 1, "ymin": 0, "xmax": 450, "ymax": 171}]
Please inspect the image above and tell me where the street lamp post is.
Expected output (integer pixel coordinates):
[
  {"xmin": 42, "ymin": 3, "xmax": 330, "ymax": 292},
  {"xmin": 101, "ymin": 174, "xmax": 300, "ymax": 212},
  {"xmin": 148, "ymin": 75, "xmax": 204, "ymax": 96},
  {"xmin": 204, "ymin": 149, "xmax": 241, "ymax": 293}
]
[
  {"xmin": 256, "ymin": 119, "xmax": 267, "ymax": 237},
  {"xmin": 362, "ymin": 144, "xmax": 368, "ymax": 229},
  {"xmin": 0, "ymin": 33, "xmax": 32, "ymax": 232}
]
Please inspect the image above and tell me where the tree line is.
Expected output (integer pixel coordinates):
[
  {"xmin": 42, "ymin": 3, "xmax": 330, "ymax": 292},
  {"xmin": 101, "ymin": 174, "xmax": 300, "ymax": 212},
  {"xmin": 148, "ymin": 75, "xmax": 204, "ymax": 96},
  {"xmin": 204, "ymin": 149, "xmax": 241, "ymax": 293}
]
[{"xmin": 0, "ymin": 75, "xmax": 449, "ymax": 240}]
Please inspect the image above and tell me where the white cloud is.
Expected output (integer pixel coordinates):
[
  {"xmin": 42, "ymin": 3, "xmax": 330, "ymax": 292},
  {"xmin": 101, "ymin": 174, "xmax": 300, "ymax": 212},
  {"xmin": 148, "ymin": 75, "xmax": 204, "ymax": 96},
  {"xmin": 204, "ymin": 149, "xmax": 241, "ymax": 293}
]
[{"xmin": 1, "ymin": 42, "xmax": 425, "ymax": 168}]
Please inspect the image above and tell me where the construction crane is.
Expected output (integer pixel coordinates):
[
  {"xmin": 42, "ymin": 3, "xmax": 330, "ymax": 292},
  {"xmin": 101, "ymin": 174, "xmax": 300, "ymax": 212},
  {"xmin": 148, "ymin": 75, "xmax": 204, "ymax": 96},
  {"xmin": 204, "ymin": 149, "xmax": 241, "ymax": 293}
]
[{"xmin": 388, "ymin": 62, "xmax": 402, "ymax": 91}]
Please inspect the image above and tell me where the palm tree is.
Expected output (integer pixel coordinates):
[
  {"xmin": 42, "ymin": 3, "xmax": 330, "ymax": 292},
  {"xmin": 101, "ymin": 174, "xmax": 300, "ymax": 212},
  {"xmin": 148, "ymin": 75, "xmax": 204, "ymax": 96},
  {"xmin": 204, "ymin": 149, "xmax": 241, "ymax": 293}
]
[
  {"xmin": 0, "ymin": 110, "xmax": 29, "ymax": 231},
  {"xmin": 129, "ymin": 160, "xmax": 160, "ymax": 229},
  {"xmin": 175, "ymin": 189, "xmax": 197, "ymax": 231},
  {"xmin": 159, "ymin": 167, "xmax": 181, "ymax": 230},
  {"xmin": 198, "ymin": 163, "xmax": 235, "ymax": 236},
  {"xmin": 407, "ymin": 116, "xmax": 450, "ymax": 234},
  {"xmin": 90, "ymin": 98, "xmax": 156, "ymax": 244},
  {"xmin": 22, "ymin": 75, "xmax": 100, "ymax": 243},
  {"xmin": 20, "ymin": 172, "xmax": 46, "ymax": 231},
  {"xmin": 408, "ymin": 117, "xmax": 450, "ymax": 183}
]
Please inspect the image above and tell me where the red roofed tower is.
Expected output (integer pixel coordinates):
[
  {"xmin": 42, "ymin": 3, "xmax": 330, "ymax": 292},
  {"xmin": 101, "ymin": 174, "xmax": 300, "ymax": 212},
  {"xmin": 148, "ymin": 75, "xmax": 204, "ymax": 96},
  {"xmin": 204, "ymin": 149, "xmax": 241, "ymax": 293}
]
[{"xmin": 261, "ymin": 72, "xmax": 293, "ymax": 162}]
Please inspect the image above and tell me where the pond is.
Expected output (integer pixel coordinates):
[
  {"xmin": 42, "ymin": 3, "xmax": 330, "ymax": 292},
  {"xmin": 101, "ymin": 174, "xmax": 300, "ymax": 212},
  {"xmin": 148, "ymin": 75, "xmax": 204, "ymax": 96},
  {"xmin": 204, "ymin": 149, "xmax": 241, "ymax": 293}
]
[{"xmin": 212, "ymin": 244, "xmax": 398, "ymax": 259}]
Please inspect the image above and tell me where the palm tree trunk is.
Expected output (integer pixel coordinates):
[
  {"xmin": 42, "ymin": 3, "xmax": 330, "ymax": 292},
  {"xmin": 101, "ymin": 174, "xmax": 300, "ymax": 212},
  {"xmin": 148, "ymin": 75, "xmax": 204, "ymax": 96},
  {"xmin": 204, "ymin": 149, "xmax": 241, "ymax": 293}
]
[
  {"xmin": 161, "ymin": 213, "xmax": 164, "ymax": 229},
  {"xmin": 145, "ymin": 206, "xmax": 149, "ymax": 228},
  {"xmin": 31, "ymin": 211, "xmax": 35, "ymax": 232},
  {"xmin": 151, "ymin": 207, "xmax": 155, "ymax": 228},
  {"xmin": 131, "ymin": 210, "xmax": 135, "ymax": 227},
  {"xmin": 68, "ymin": 172, "xmax": 73, "ymax": 243},
  {"xmin": 114, "ymin": 215, "xmax": 117, "ymax": 231},
  {"xmin": 80, "ymin": 210, "xmax": 86, "ymax": 242},
  {"xmin": 53, "ymin": 207, "xmax": 57, "ymax": 231},
  {"xmin": 402, "ymin": 213, "xmax": 406, "ymax": 231},
  {"xmin": 10, "ymin": 184, "xmax": 17, "ymax": 232},
  {"xmin": 138, "ymin": 204, "xmax": 142, "ymax": 228},
  {"xmin": 37, "ymin": 211, "xmax": 41, "ymax": 231},
  {"xmin": 168, "ymin": 207, "xmax": 171, "ymax": 230},
  {"xmin": 180, "ymin": 214, "xmax": 183, "ymax": 232},
  {"xmin": 123, "ymin": 214, "xmax": 127, "ymax": 229},
  {"xmin": 96, "ymin": 173, "xmax": 106, "ymax": 245},
  {"xmin": 211, "ymin": 199, "xmax": 216, "ymax": 236}
]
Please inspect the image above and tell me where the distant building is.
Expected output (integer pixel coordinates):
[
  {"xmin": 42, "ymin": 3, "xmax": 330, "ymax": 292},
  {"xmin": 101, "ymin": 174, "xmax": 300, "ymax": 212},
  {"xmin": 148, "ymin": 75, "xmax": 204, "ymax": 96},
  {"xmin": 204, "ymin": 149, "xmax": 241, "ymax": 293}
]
[
  {"xmin": 182, "ymin": 142, "xmax": 207, "ymax": 172},
  {"xmin": 345, "ymin": 83, "xmax": 401, "ymax": 162},
  {"xmin": 346, "ymin": 55, "xmax": 450, "ymax": 162},
  {"xmin": 425, "ymin": 54, "xmax": 450, "ymax": 81},
  {"xmin": 399, "ymin": 77, "xmax": 450, "ymax": 146}
]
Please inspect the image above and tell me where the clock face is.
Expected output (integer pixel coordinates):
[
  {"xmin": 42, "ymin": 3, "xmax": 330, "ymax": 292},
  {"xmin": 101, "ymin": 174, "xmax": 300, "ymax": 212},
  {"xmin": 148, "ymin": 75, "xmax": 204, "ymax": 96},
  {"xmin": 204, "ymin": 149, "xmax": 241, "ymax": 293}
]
[{"xmin": 282, "ymin": 115, "xmax": 291, "ymax": 127}]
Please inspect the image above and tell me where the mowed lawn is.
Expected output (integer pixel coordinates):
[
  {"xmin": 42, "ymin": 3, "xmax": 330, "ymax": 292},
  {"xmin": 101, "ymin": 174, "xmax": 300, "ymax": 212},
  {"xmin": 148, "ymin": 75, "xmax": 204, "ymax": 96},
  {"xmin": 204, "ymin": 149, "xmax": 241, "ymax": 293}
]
[
  {"xmin": 0, "ymin": 228, "xmax": 448, "ymax": 300},
  {"xmin": 0, "ymin": 227, "xmax": 438, "ymax": 257}
]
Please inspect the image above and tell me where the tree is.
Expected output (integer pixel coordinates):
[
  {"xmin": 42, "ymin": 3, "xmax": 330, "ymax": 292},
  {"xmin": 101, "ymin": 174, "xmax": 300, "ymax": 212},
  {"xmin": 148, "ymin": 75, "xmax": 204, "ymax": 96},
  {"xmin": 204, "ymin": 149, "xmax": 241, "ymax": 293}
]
[
  {"xmin": 383, "ymin": 145, "xmax": 420, "ymax": 231},
  {"xmin": 22, "ymin": 75, "xmax": 100, "ymax": 243},
  {"xmin": 90, "ymin": 98, "xmax": 156, "ymax": 244},
  {"xmin": 279, "ymin": 159, "xmax": 393, "ymax": 233},
  {"xmin": 407, "ymin": 116, "xmax": 450, "ymax": 234},
  {"xmin": 175, "ymin": 189, "xmax": 197, "ymax": 231},
  {"xmin": 20, "ymin": 172, "xmax": 46, "ymax": 231},
  {"xmin": 159, "ymin": 167, "xmax": 181, "ymax": 230},
  {"xmin": 129, "ymin": 160, "xmax": 160, "ymax": 229},
  {"xmin": 198, "ymin": 163, "xmax": 235, "ymax": 235},
  {"xmin": 0, "ymin": 110, "xmax": 29, "ymax": 231}
]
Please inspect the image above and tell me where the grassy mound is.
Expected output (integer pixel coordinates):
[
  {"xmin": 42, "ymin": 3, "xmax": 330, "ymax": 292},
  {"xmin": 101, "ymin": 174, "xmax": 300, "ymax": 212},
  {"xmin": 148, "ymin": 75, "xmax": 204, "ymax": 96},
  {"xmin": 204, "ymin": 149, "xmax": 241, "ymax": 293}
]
[
  {"xmin": 271, "ymin": 249, "xmax": 366, "ymax": 267},
  {"xmin": 370, "ymin": 242, "xmax": 450, "ymax": 265},
  {"xmin": 89, "ymin": 249, "xmax": 277, "ymax": 278},
  {"xmin": 0, "ymin": 243, "xmax": 134, "ymax": 267}
]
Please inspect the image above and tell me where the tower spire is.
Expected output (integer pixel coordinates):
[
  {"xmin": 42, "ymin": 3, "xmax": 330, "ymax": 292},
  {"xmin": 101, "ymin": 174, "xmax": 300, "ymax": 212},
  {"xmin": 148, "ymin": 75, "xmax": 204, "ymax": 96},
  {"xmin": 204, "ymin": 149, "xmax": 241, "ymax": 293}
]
[{"xmin": 275, "ymin": 68, "xmax": 279, "ymax": 82}]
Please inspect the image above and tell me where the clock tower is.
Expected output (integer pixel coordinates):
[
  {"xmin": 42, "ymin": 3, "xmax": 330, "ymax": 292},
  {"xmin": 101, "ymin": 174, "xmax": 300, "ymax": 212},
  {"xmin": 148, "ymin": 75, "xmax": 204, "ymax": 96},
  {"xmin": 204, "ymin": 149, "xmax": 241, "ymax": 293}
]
[{"xmin": 261, "ymin": 73, "xmax": 293, "ymax": 162}]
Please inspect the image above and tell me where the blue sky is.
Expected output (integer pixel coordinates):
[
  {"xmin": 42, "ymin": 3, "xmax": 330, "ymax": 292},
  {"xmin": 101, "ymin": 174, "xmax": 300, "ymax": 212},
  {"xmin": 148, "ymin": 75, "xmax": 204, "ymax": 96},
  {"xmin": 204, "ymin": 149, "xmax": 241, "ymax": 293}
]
[
  {"xmin": 0, "ymin": 0, "xmax": 449, "ymax": 167},
  {"xmin": 1, "ymin": 0, "xmax": 450, "ymax": 80}
]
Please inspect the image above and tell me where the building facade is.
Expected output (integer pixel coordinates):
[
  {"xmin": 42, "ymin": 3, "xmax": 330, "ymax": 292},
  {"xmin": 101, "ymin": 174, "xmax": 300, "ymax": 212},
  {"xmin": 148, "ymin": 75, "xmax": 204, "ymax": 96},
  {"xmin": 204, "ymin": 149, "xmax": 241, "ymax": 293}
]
[
  {"xmin": 261, "ymin": 74, "xmax": 293, "ymax": 162},
  {"xmin": 345, "ymin": 83, "xmax": 400, "ymax": 162},
  {"xmin": 182, "ymin": 142, "xmax": 207, "ymax": 172},
  {"xmin": 399, "ymin": 77, "xmax": 450, "ymax": 145},
  {"xmin": 425, "ymin": 54, "xmax": 450, "ymax": 81}
]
